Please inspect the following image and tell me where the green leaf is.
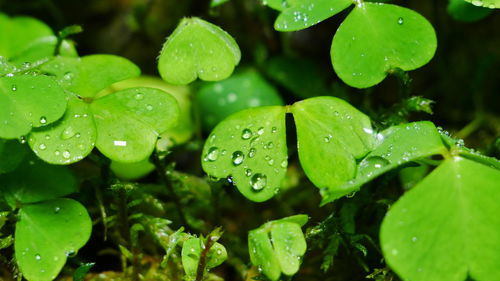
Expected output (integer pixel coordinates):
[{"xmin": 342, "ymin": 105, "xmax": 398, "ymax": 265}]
[
  {"xmin": 196, "ymin": 68, "xmax": 284, "ymax": 130},
  {"xmin": 291, "ymin": 97, "xmax": 374, "ymax": 194},
  {"xmin": 380, "ymin": 157, "xmax": 500, "ymax": 281},
  {"xmin": 0, "ymin": 139, "xmax": 26, "ymax": 174},
  {"xmin": 249, "ymin": 228, "xmax": 281, "ymax": 281},
  {"xmin": 464, "ymin": 0, "xmax": 499, "ymax": 8},
  {"xmin": 158, "ymin": 17, "xmax": 241, "ymax": 85},
  {"xmin": 110, "ymin": 158, "xmax": 155, "ymax": 181},
  {"xmin": 331, "ymin": 3, "xmax": 437, "ymax": 88},
  {"xmin": 40, "ymin": 55, "xmax": 141, "ymax": 98},
  {"xmin": 0, "ymin": 157, "xmax": 76, "ymax": 207},
  {"xmin": 261, "ymin": 0, "xmax": 289, "ymax": 11},
  {"xmin": 321, "ymin": 121, "xmax": 447, "ymax": 204},
  {"xmin": 28, "ymin": 97, "xmax": 96, "ymax": 164},
  {"xmin": 73, "ymin": 263, "xmax": 95, "ymax": 281},
  {"xmin": 268, "ymin": 214, "xmax": 309, "ymax": 227},
  {"xmin": 91, "ymin": 87, "xmax": 180, "ymax": 162},
  {"xmin": 274, "ymin": 0, "xmax": 352, "ymax": 31},
  {"xmin": 448, "ymin": 0, "xmax": 492, "ymax": 22},
  {"xmin": 15, "ymin": 198, "xmax": 92, "ymax": 281},
  {"xmin": 181, "ymin": 237, "xmax": 227, "ymax": 281},
  {"xmin": 202, "ymin": 106, "xmax": 287, "ymax": 202},
  {"xmin": 0, "ymin": 14, "xmax": 53, "ymax": 58},
  {"xmin": 9, "ymin": 36, "xmax": 78, "ymax": 65},
  {"xmin": 271, "ymin": 222, "xmax": 307, "ymax": 275},
  {"xmin": 211, "ymin": 0, "xmax": 230, "ymax": 7},
  {"xmin": 0, "ymin": 75, "xmax": 67, "ymax": 139},
  {"xmin": 263, "ymin": 56, "xmax": 330, "ymax": 99}
]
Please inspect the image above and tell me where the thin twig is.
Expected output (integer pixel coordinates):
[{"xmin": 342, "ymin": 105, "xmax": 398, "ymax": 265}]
[{"xmin": 195, "ymin": 235, "xmax": 217, "ymax": 281}]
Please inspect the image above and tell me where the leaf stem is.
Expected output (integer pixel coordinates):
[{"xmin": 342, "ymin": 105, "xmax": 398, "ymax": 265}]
[{"xmin": 195, "ymin": 234, "xmax": 217, "ymax": 281}]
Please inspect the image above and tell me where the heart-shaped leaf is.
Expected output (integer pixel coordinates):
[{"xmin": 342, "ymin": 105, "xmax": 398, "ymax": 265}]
[
  {"xmin": 464, "ymin": 0, "xmax": 499, "ymax": 8},
  {"xmin": 158, "ymin": 17, "xmax": 241, "ymax": 85},
  {"xmin": 0, "ymin": 75, "xmax": 67, "ymax": 139},
  {"xmin": 0, "ymin": 157, "xmax": 76, "ymax": 208},
  {"xmin": 181, "ymin": 237, "xmax": 227, "ymax": 280},
  {"xmin": 274, "ymin": 0, "xmax": 352, "ymax": 31},
  {"xmin": 271, "ymin": 222, "xmax": 307, "ymax": 275},
  {"xmin": 201, "ymin": 106, "xmax": 287, "ymax": 202},
  {"xmin": 0, "ymin": 139, "xmax": 26, "ymax": 174},
  {"xmin": 248, "ymin": 228, "xmax": 281, "ymax": 281},
  {"xmin": 291, "ymin": 96, "xmax": 374, "ymax": 194},
  {"xmin": 15, "ymin": 198, "xmax": 92, "ymax": 281},
  {"xmin": 331, "ymin": 3, "xmax": 437, "ymax": 88},
  {"xmin": 91, "ymin": 87, "xmax": 179, "ymax": 162},
  {"xmin": 321, "ymin": 121, "xmax": 447, "ymax": 204},
  {"xmin": 381, "ymin": 157, "xmax": 500, "ymax": 281},
  {"xmin": 196, "ymin": 68, "xmax": 283, "ymax": 130}
]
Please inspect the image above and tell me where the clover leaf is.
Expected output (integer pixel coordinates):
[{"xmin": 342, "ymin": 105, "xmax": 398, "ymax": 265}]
[
  {"xmin": 0, "ymin": 139, "xmax": 26, "ymax": 174},
  {"xmin": 158, "ymin": 17, "xmax": 241, "ymax": 85},
  {"xmin": 380, "ymin": 157, "xmax": 500, "ymax": 281},
  {"xmin": 15, "ymin": 198, "xmax": 92, "ymax": 281},
  {"xmin": 181, "ymin": 236, "xmax": 227, "ymax": 280},
  {"xmin": 202, "ymin": 106, "xmax": 287, "ymax": 202},
  {"xmin": 274, "ymin": 0, "xmax": 352, "ymax": 31},
  {"xmin": 291, "ymin": 96, "xmax": 374, "ymax": 195},
  {"xmin": 196, "ymin": 68, "xmax": 284, "ymax": 130},
  {"xmin": 331, "ymin": 3, "xmax": 437, "ymax": 88},
  {"xmin": 0, "ymin": 75, "xmax": 67, "ymax": 139},
  {"xmin": 464, "ymin": 0, "xmax": 499, "ymax": 8},
  {"xmin": 321, "ymin": 121, "xmax": 447, "ymax": 204}
]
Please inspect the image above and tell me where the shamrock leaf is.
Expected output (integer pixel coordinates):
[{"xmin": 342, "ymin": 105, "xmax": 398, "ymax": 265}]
[
  {"xmin": 15, "ymin": 198, "xmax": 92, "ymax": 281},
  {"xmin": 202, "ymin": 106, "xmax": 287, "ymax": 202},
  {"xmin": 331, "ymin": 3, "xmax": 437, "ymax": 88},
  {"xmin": 291, "ymin": 96, "xmax": 374, "ymax": 195},
  {"xmin": 321, "ymin": 121, "xmax": 447, "ymax": 204},
  {"xmin": 0, "ymin": 75, "xmax": 67, "ymax": 139},
  {"xmin": 158, "ymin": 17, "xmax": 241, "ymax": 85},
  {"xmin": 464, "ymin": 0, "xmax": 499, "ymax": 8},
  {"xmin": 181, "ymin": 236, "xmax": 227, "ymax": 280},
  {"xmin": 380, "ymin": 157, "xmax": 500, "ymax": 281},
  {"xmin": 274, "ymin": 0, "xmax": 352, "ymax": 31}
]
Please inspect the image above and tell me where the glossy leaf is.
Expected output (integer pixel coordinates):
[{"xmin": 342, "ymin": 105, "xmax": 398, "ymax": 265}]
[
  {"xmin": 181, "ymin": 237, "xmax": 227, "ymax": 281},
  {"xmin": 9, "ymin": 36, "xmax": 78, "ymax": 65},
  {"xmin": 275, "ymin": 0, "xmax": 352, "ymax": 31},
  {"xmin": 0, "ymin": 139, "xmax": 26, "ymax": 174},
  {"xmin": 91, "ymin": 87, "xmax": 179, "ymax": 162},
  {"xmin": 158, "ymin": 17, "xmax": 241, "ymax": 85},
  {"xmin": 271, "ymin": 222, "xmax": 307, "ymax": 275},
  {"xmin": 0, "ymin": 157, "xmax": 76, "ymax": 207},
  {"xmin": 331, "ymin": 3, "xmax": 437, "ymax": 88},
  {"xmin": 448, "ymin": 0, "xmax": 492, "ymax": 22},
  {"xmin": 202, "ymin": 106, "xmax": 287, "ymax": 202},
  {"xmin": 248, "ymin": 229, "xmax": 281, "ymax": 281},
  {"xmin": 321, "ymin": 121, "xmax": 446, "ymax": 204},
  {"xmin": 196, "ymin": 68, "xmax": 284, "ymax": 130},
  {"xmin": 381, "ymin": 157, "xmax": 500, "ymax": 281},
  {"xmin": 261, "ymin": 0, "xmax": 289, "ymax": 11},
  {"xmin": 464, "ymin": 0, "xmax": 499, "ymax": 8},
  {"xmin": 291, "ymin": 97, "xmax": 374, "ymax": 195},
  {"xmin": 0, "ymin": 75, "xmax": 67, "ymax": 139},
  {"xmin": 15, "ymin": 198, "xmax": 92, "ymax": 281},
  {"xmin": 110, "ymin": 158, "xmax": 155, "ymax": 181}
]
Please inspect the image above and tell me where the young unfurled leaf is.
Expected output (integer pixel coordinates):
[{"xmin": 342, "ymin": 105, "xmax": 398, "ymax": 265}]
[
  {"xmin": 181, "ymin": 236, "xmax": 227, "ymax": 281},
  {"xmin": 248, "ymin": 215, "xmax": 308, "ymax": 281},
  {"xmin": 463, "ymin": 0, "xmax": 499, "ymax": 8},
  {"xmin": 0, "ymin": 157, "xmax": 76, "ymax": 208},
  {"xmin": 201, "ymin": 106, "xmax": 287, "ymax": 202},
  {"xmin": 321, "ymin": 121, "xmax": 446, "ymax": 204},
  {"xmin": 196, "ymin": 68, "xmax": 283, "ymax": 130},
  {"xmin": 0, "ymin": 75, "xmax": 67, "ymax": 139},
  {"xmin": 158, "ymin": 17, "xmax": 241, "ymax": 85},
  {"xmin": 291, "ymin": 97, "xmax": 374, "ymax": 196},
  {"xmin": 331, "ymin": 3, "xmax": 437, "ymax": 88},
  {"xmin": 274, "ymin": 0, "xmax": 352, "ymax": 31},
  {"xmin": 380, "ymin": 157, "xmax": 500, "ymax": 281},
  {"xmin": 15, "ymin": 198, "xmax": 92, "ymax": 281}
]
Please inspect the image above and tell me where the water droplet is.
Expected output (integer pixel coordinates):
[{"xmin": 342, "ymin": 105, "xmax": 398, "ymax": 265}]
[
  {"xmin": 250, "ymin": 173, "xmax": 267, "ymax": 191},
  {"xmin": 65, "ymin": 249, "xmax": 76, "ymax": 257},
  {"xmin": 19, "ymin": 136, "xmax": 27, "ymax": 144},
  {"xmin": 206, "ymin": 147, "xmax": 219, "ymax": 161},
  {"xmin": 248, "ymin": 148, "xmax": 256, "ymax": 158},
  {"xmin": 134, "ymin": 93, "xmax": 144, "ymax": 100},
  {"xmin": 54, "ymin": 206, "xmax": 61, "ymax": 213},
  {"xmin": 241, "ymin": 129, "xmax": 252, "ymax": 140},
  {"xmin": 38, "ymin": 143, "xmax": 47, "ymax": 150},
  {"xmin": 216, "ymin": 249, "xmax": 222, "ymax": 255},
  {"xmin": 63, "ymin": 72, "xmax": 74, "ymax": 80},
  {"xmin": 11, "ymin": 85, "xmax": 17, "ymax": 91},
  {"xmin": 39, "ymin": 116, "xmax": 47, "ymax": 125},
  {"xmin": 146, "ymin": 104, "xmax": 153, "ymax": 111},
  {"xmin": 359, "ymin": 156, "xmax": 390, "ymax": 173},
  {"xmin": 411, "ymin": 237, "xmax": 418, "ymax": 242},
  {"xmin": 61, "ymin": 127, "xmax": 76, "ymax": 139},
  {"xmin": 62, "ymin": 150, "xmax": 71, "ymax": 159},
  {"xmin": 271, "ymin": 127, "xmax": 277, "ymax": 133},
  {"xmin": 257, "ymin": 127, "xmax": 265, "ymax": 135},
  {"xmin": 266, "ymin": 142, "xmax": 274, "ymax": 149},
  {"xmin": 280, "ymin": 160, "xmax": 288, "ymax": 168},
  {"xmin": 324, "ymin": 135, "xmax": 332, "ymax": 143},
  {"xmin": 35, "ymin": 254, "xmax": 41, "ymax": 261},
  {"xmin": 231, "ymin": 151, "xmax": 244, "ymax": 166},
  {"xmin": 245, "ymin": 169, "xmax": 252, "ymax": 177},
  {"xmin": 397, "ymin": 17, "xmax": 404, "ymax": 25}
]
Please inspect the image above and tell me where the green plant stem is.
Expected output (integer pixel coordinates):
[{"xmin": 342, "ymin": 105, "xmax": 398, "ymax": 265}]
[
  {"xmin": 456, "ymin": 114, "xmax": 484, "ymax": 139},
  {"xmin": 195, "ymin": 235, "xmax": 217, "ymax": 281},
  {"xmin": 152, "ymin": 153, "xmax": 190, "ymax": 230}
]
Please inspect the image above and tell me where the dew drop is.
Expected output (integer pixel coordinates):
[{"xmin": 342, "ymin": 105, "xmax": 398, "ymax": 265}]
[
  {"xmin": 248, "ymin": 148, "xmax": 256, "ymax": 158},
  {"xmin": 271, "ymin": 127, "xmax": 277, "ymax": 133},
  {"xmin": 231, "ymin": 151, "xmax": 244, "ymax": 166},
  {"xmin": 397, "ymin": 17, "xmax": 404, "ymax": 25},
  {"xmin": 250, "ymin": 173, "xmax": 267, "ymax": 191},
  {"xmin": 146, "ymin": 104, "xmax": 153, "ymax": 111},
  {"xmin": 134, "ymin": 93, "xmax": 144, "ymax": 100},
  {"xmin": 39, "ymin": 116, "xmax": 47, "ymax": 125},
  {"xmin": 35, "ymin": 254, "xmax": 41, "ymax": 261},
  {"xmin": 324, "ymin": 135, "xmax": 332, "ymax": 143},
  {"xmin": 245, "ymin": 169, "xmax": 252, "ymax": 177},
  {"xmin": 280, "ymin": 159, "xmax": 288, "ymax": 168},
  {"xmin": 61, "ymin": 126, "xmax": 76, "ymax": 139},
  {"xmin": 206, "ymin": 147, "xmax": 219, "ymax": 161},
  {"xmin": 65, "ymin": 249, "xmax": 76, "ymax": 257},
  {"xmin": 62, "ymin": 150, "xmax": 71, "ymax": 159},
  {"xmin": 11, "ymin": 85, "xmax": 17, "ymax": 91},
  {"xmin": 257, "ymin": 127, "xmax": 265, "ymax": 135},
  {"xmin": 241, "ymin": 129, "xmax": 252, "ymax": 140},
  {"xmin": 54, "ymin": 206, "xmax": 61, "ymax": 213},
  {"xmin": 38, "ymin": 143, "xmax": 47, "ymax": 150}
]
